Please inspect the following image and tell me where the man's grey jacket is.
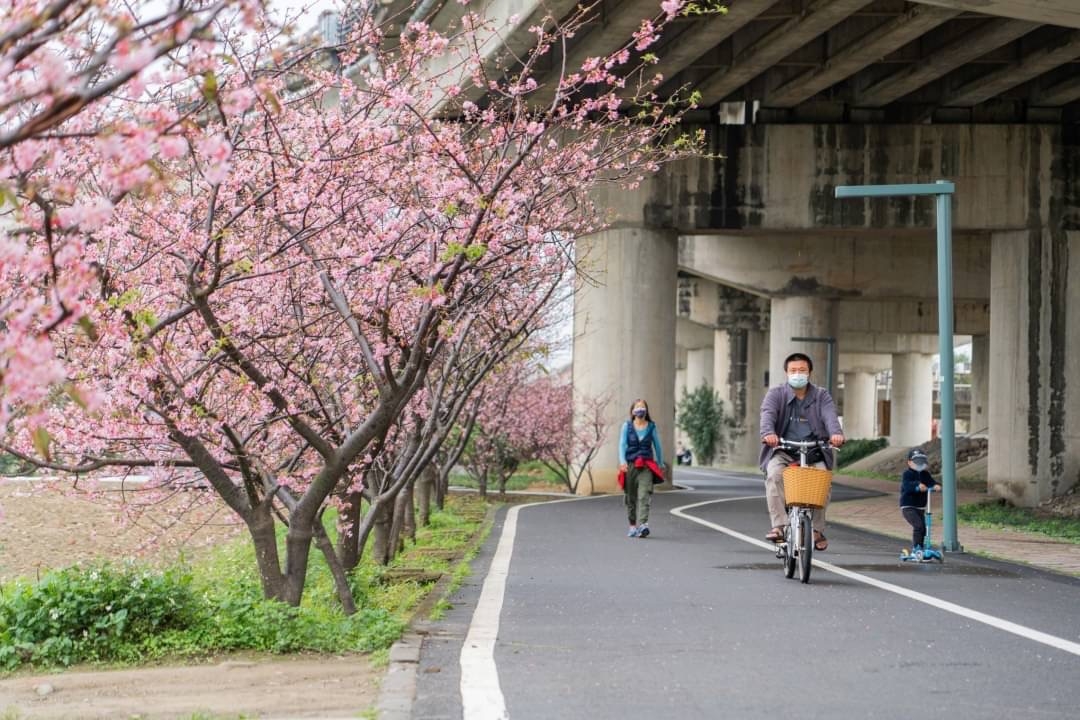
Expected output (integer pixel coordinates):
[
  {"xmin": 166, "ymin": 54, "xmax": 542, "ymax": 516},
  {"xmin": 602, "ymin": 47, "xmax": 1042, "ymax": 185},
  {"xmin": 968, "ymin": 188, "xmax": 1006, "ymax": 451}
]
[{"xmin": 758, "ymin": 382, "xmax": 843, "ymax": 472}]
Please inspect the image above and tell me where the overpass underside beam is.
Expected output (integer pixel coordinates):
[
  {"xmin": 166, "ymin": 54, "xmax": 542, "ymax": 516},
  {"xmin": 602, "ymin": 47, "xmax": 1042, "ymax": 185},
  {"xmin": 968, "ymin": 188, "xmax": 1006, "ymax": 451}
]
[
  {"xmin": 695, "ymin": 0, "xmax": 876, "ymax": 108},
  {"xmin": 766, "ymin": 3, "xmax": 961, "ymax": 108}
]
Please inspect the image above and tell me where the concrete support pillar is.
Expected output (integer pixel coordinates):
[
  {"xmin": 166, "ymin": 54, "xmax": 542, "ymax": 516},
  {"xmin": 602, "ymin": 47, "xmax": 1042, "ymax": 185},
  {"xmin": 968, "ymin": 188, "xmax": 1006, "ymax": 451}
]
[
  {"xmin": 768, "ymin": 296, "xmax": 838, "ymax": 393},
  {"xmin": 890, "ymin": 353, "xmax": 934, "ymax": 448},
  {"xmin": 573, "ymin": 227, "xmax": 676, "ymax": 494},
  {"xmin": 714, "ymin": 327, "xmax": 770, "ymax": 467},
  {"xmin": 842, "ymin": 371, "xmax": 878, "ymax": 439},
  {"xmin": 674, "ymin": 367, "xmax": 689, "ymax": 450},
  {"xmin": 970, "ymin": 334, "xmax": 989, "ymax": 434},
  {"xmin": 988, "ymin": 230, "xmax": 1079, "ymax": 505},
  {"xmin": 686, "ymin": 347, "xmax": 714, "ymax": 390}
]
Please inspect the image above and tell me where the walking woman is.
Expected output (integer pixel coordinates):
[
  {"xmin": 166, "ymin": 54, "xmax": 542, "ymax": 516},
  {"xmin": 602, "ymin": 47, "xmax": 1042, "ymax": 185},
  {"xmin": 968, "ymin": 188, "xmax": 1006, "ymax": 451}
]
[{"xmin": 618, "ymin": 398, "xmax": 665, "ymax": 538}]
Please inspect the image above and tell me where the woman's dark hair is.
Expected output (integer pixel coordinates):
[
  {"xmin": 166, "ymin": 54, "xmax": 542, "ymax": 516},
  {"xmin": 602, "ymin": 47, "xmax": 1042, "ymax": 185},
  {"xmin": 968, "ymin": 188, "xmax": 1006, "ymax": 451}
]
[
  {"xmin": 628, "ymin": 398, "xmax": 652, "ymax": 422},
  {"xmin": 784, "ymin": 352, "xmax": 814, "ymax": 372}
]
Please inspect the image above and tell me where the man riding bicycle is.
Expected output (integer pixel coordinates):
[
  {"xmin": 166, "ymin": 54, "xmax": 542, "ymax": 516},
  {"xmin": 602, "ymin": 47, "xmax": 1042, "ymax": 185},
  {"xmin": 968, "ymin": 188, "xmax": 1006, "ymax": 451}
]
[{"xmin": 759, "ymin": 353, "xmax": 845, "ymax": 550}]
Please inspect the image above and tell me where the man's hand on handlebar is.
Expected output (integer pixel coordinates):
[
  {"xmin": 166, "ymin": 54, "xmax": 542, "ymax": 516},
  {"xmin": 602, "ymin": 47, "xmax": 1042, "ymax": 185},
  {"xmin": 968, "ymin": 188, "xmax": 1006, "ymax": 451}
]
[
  {"xmin": 763, "ymin": 433, "xmax": 779, "ymax": 447},
  {"xmin": 829, "ymin": 434, "xmax": 845, "ymax": 448}
]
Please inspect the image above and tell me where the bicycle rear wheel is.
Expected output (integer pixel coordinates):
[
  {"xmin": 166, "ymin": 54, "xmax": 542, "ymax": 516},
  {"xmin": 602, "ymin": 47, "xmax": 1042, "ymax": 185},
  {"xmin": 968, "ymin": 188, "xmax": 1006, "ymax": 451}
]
[{"xmin": 798, "ymin": 516, "xmax": 813, "ymax": 583}]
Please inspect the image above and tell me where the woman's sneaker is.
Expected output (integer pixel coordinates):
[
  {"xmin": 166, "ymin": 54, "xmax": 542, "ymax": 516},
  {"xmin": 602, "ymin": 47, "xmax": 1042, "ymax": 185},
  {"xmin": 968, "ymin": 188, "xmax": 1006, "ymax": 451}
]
[
  {"xmin": 627, "ymin": 526, "xmax": 639, "ymax": 537},
  {"xmin": 638, "ymin": 523, "xmax": 650, "ymax": 538}
]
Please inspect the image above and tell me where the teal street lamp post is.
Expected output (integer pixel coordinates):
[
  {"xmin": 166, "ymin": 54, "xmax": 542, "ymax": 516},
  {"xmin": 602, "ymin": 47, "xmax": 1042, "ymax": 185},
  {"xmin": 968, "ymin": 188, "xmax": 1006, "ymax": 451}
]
[{"xmin": 834, "ymin": 180, "xmax": 962, "ymax": 552}]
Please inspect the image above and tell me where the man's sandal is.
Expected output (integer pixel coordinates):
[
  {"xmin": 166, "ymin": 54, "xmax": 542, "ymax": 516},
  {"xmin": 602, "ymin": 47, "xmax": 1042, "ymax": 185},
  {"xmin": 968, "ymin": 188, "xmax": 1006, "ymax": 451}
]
[
  {"xmin": 765, "ymin": 527, "xmax": 784, "ymax": 543},
  {"xmin": 813, "ymin": 531, "xmax": 828, "ymax": 551}
]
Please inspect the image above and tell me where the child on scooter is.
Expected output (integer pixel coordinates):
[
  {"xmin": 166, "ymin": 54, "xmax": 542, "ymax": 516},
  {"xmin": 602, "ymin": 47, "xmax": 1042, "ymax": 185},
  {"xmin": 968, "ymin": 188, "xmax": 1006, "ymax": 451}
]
[{"xmin": 900, "ymin": 448, "xmax": 938, "ymax": 557}]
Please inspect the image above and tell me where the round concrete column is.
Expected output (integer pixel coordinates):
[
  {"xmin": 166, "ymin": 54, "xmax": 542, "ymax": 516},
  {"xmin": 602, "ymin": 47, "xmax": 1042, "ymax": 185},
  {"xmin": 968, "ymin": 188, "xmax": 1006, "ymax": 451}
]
[
  {"xmin": 768, "ymin": 296, "xmax": 838, "ymax": 392},
  {"xmin": 890, "ymin": 353, "xmax": 934, "ymax": 448},
  {"xmin": 573, "ymin": 227, "xmax": 676, "ymax": 494},
  {"xmin": 970, "ymin": 334, "xmax": 989, "ymax": 434},
  {"xmin": 842, "ymin": 371, "xmax": 878, "ymax": 439}
]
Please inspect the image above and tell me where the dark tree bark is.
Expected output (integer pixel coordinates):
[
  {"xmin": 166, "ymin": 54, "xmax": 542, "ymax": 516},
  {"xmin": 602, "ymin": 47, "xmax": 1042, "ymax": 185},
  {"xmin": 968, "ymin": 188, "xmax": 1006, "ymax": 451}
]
[
  {"xmin": 417, "ymin": 464, "xmax": 435, "ymax": 526},
  {"xmin": 313, "ymin": 514, "xmax": 357, "ymax": 614},
  {"xmin": 370, "ymin": 499, "xmax": 394, "ymax": 566},
  {"xmin": 337, "ymin": 489, "xmax": 364, "ymax": 571}
]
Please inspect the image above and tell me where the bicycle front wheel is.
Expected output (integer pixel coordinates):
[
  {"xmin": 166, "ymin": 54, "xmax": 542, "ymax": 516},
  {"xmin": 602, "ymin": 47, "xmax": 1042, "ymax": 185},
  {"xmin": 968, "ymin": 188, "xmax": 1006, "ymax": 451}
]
[
  {"xmin": 798, "ymin": 517, "xmax": 813, "ymax": 583},
  {"xmin": 783, "ymin": 525, "xmax": 796, "ymax": 578}
]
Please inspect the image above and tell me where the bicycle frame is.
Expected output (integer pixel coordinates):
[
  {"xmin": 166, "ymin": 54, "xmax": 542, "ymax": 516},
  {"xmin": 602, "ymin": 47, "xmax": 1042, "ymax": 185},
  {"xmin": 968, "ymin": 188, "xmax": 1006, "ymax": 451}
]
[{"xmin": 774, "ymin": 439, "xmax": 832, "ymax": 583}]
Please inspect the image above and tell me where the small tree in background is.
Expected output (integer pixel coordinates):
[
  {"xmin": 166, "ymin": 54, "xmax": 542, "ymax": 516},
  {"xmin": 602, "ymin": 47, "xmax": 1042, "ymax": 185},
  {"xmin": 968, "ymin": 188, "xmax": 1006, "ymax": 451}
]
[{"xmin": 677, "ymin": 384, "xmax": 732, "ymax": 466}]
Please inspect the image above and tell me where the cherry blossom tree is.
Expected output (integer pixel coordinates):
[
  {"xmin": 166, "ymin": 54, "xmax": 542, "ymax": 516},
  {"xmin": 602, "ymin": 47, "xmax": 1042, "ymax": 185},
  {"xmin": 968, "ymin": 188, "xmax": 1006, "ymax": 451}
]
[
  {"xmin": 0, "ymin": 0, "xmax": 268, "ymax": 432},
  {"xmin": 340, "ymin": 285, "xmax": 567, "ymax": 567},
  {"xmin": 2, "ymin": 1, "xmax": 700, "ymax": 607},
  {"xmin": 460, "ymin": 361, "xmax": 536, "ymax": 497},
  {"xmin": 508, "ymin": 373, "xmax": 610, "ymax": 494}
]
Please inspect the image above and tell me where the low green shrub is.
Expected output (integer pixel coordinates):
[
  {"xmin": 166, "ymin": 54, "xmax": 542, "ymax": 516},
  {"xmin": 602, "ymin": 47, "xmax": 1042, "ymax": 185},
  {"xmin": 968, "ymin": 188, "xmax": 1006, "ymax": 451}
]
[
  {"xmin": 0, "ymin": 563, "xmax": 198, "ymax": 669},
  {"xmin": 837, "ymin": 437, "xmax": 888, "ymax": 468}
]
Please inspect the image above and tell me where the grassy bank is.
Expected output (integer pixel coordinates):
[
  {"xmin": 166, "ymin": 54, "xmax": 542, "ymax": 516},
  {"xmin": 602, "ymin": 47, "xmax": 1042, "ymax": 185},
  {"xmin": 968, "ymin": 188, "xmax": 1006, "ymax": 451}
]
[
  {"xmin": 0, "ymin": 495, "xmax": 488, "ymax": 673},
  {"xmin": 957, "ymin": 499, "xmax": 1080, "ymax": 545}
]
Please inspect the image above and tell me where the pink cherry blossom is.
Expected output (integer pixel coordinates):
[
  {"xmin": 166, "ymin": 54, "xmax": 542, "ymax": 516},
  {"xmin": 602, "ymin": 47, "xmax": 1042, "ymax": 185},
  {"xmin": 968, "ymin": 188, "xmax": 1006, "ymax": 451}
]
[{"xmin": 1, "ymin": 0, "xmax": 701, "ymax": 606}]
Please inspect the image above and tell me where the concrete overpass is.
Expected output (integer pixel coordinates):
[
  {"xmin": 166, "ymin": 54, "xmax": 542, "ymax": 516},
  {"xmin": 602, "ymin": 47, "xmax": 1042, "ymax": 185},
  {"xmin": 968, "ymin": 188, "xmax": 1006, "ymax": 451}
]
[{"xmin": 410, "ymin": 0, "xmax": 1080, "ymax": 505}]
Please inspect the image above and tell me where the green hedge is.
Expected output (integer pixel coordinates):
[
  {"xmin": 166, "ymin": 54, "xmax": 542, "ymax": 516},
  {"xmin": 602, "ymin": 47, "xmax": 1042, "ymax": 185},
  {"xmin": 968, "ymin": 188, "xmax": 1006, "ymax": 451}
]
[{"xmin": 836, "ymin": 438, "xmax": 888, "ymax": 468}]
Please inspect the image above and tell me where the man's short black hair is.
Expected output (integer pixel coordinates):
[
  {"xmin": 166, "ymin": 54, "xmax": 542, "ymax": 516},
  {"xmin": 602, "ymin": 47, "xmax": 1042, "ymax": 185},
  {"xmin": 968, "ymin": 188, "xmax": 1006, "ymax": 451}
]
[{"xmin": 784, "ymin": 353, "xmax": 813, "ymax": 372}]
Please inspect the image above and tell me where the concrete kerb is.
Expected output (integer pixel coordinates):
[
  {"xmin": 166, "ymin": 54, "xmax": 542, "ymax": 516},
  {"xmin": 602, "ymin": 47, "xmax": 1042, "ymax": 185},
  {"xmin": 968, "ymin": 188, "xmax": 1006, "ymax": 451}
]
[{"xmin": 375, "ymin": 499, "xmax": 502, "ymax": 720}]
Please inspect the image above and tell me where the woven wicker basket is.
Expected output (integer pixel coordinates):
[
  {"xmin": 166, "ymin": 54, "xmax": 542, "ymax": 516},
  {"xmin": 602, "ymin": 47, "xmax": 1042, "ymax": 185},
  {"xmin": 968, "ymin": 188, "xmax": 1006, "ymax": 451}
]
[{"xmin": 782, "ymin": 466, "xmax": 833, "ymax": 508}]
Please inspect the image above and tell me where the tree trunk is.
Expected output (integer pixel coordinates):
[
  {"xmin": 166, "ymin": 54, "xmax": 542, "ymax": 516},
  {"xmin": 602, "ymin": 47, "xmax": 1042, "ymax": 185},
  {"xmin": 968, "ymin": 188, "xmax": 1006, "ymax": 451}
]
[
  {"xmin": 435, "ymin": 464, "xmax": 448, "ymax": 510},
  {"xmin": 402, "ymin": 481, "xmax": 416, "ymax": 543},
  {"xmin": 313, "ymin": 516, "xmax": 357, "ymax": 614},
  {"xmin": 478, "ymin": 469, "xmax": 488, "ymax": 499},
  {"xmin": 337, "ymin": 490, "xmax": 364, "ymax": 572},
  {"xmin": 281, "ymin": 520, "xmax": 315, "ymax": 606},
  {"xmin": 417, "ymin": 465, "xmax": 435, "ymax": 527},
  {"xmin": 387, "ymin": 482, "xmax": 412, "ymax": 560},
  {"xmin": 247, "ymin": 507, "xmax": 287, "ymax": 601},
  {"xmin": 370, "ymin": 499, "xmax": 394, "ymax": 566}
]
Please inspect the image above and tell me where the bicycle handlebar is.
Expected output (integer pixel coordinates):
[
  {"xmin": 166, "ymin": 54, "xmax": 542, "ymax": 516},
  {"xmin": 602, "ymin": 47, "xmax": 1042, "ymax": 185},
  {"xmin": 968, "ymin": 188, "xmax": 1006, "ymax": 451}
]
[{"xmin": 775, "ymin": 439, "xmax": 835, "ymax": 451}]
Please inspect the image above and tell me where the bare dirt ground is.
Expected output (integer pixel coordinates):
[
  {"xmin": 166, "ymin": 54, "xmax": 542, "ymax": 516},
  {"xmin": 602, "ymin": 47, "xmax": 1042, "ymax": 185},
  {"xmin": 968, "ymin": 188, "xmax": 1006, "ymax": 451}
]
[
  {"xmin": 0, "ymin": 655, "xmax": 378, "ymax": 719},
  {"xmin": 0, "ymin": 480, "xmax": 382, "ymax": 719},
  {"xmin": 0, "ymin": 478, "xmax": 245, "ymax": 582}
]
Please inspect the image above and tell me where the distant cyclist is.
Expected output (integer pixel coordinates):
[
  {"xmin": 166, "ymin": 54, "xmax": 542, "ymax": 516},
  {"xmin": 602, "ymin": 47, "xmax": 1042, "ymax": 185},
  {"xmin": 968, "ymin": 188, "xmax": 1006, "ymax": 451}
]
[{"xmin": 759, "ymin": 353, "xmax": 844, "ymax": 550}]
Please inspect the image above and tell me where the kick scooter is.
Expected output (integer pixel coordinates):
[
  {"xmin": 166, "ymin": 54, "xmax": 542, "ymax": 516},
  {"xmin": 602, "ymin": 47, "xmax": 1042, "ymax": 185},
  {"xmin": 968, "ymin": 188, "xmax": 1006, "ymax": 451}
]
[{"xmin": 900, "ymin": 486, "xmax": 944, "ymax": 563}]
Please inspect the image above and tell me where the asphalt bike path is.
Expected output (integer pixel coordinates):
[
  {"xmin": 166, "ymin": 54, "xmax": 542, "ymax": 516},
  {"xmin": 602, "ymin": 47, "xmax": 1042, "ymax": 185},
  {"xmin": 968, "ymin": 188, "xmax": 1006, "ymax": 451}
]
[{"xmin": 412, "ymin": 468, "xmax": 1080, "ymax": 720}]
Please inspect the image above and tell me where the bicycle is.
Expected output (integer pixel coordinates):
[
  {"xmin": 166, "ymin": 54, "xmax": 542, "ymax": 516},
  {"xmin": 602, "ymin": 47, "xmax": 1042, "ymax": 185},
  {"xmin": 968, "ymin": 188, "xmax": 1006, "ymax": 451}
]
[{"xmin": 771, "ymin": 439, "xmax": 834, "ymax": 584}]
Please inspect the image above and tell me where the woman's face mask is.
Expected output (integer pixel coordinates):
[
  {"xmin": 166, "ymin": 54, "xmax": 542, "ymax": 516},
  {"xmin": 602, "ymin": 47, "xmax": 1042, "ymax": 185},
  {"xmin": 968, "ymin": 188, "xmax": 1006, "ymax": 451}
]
[{"xmin": 633, "ymin": 408, "xmax": 647, "ymax": 418}]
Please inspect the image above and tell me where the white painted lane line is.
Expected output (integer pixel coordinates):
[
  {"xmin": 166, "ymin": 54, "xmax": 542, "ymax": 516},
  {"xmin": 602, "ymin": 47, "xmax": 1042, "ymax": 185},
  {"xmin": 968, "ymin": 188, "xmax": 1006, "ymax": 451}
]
[
  {"xmin": 459, "ymin": 494, "xmax": 612, "ymax": 720},
  {"xmin": 671, "ymin": 496, "xmax": 1080, "ymax": 658},
  {"xmin": 459, "ymin": 503, "xmax": 518, "ymax": 720}
]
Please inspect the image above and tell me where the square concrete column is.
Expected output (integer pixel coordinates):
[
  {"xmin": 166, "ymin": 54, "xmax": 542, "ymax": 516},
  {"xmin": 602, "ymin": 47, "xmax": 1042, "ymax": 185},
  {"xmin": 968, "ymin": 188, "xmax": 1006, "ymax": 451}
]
[
  {"xmin": 573, "ymin": 227, "xmax": 677, "ymax": 494},
  {"xmin": 842, "ymin": 371, "xmax": 878, "ymax": 439},
  {"xmin": 890, "ymin": 353, "xmax": 934, "ymax": 449},
  {"xmin": 686, "ymin": 347, "xmax": 714, "ymax": 390},
  {"xmin": 969, "ymin": 335, "xmax": 989, "ymax": 434},
  {"xmin": 989, "ymin": 230, "xmax": 1079, "ymax": 505}
]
